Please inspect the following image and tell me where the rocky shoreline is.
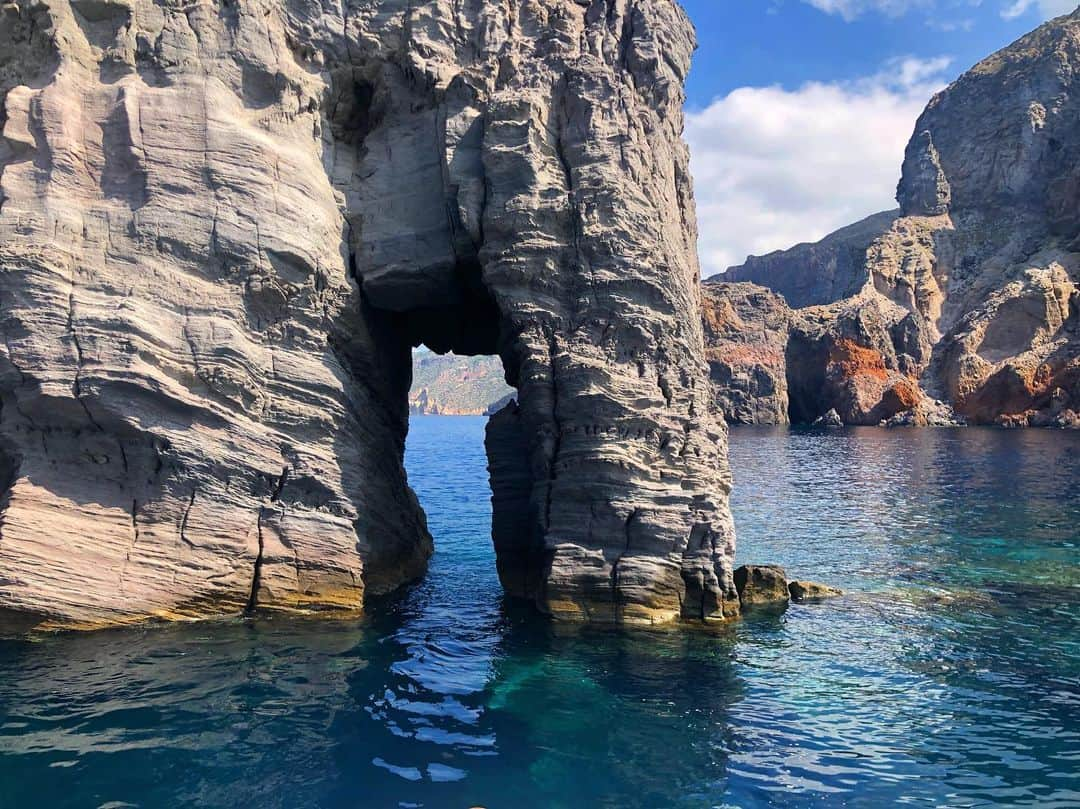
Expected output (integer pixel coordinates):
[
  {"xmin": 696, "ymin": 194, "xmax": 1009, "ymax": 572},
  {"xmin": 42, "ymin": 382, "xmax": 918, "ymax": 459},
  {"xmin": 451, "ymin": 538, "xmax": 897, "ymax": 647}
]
[{"xmin": 408, "ymin": 349, "xmax": 514, "ymax": 416}]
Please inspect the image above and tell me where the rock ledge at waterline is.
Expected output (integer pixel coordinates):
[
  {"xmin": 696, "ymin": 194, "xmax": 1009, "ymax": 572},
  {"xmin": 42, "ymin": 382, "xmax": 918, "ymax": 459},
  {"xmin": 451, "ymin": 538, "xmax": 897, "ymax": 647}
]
[{"xmin": 0, "ymin": 0, "xmax": 738, "ymax": 629}]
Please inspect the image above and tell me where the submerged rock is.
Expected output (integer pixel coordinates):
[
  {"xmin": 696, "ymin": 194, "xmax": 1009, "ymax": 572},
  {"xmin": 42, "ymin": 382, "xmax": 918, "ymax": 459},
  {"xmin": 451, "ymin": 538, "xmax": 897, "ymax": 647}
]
[
  {"xmin": 0, "ymin": 0, "xmax": 736, "ymax": 628},
  {"xmin": 788, "ymin": 581, "xmax": 843, "ymax": 601},
  {"xmin": 706, "ymin": 10, "xmax": 1080, "ymax": 428},
  {"xmin": 883, "ymin": 397, "xmax": 963, "ymax": 427},
  {"xmin": 727, "ymin": 565, "xmax": 845, "ymax": 611}
]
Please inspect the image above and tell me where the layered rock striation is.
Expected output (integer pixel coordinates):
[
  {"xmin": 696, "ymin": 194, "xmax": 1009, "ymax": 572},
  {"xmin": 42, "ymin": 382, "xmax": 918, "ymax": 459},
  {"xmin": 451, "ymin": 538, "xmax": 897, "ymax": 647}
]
[
  {"xmin": 708, "ymin": 10, "xmax": 1080, "ymax": 428},
  {"xmin": 0, "ymin": 0, "xmax": 736, "ymax": 628}
]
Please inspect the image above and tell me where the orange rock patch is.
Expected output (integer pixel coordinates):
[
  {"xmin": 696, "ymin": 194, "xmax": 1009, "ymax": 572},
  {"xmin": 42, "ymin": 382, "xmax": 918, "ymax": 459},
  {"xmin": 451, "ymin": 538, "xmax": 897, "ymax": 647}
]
[
  {"xmin": 957, "ymin": 358, "xmax": 1077, "ymax": 424},
  {"xmin": 827, "ymin": 339, "xmax": 890, "ymax": 382},
  {"xmin": 708, "ymin": 344, "xmax": 785, "ymax": 369},
  {"xmin": 880, "ymin": 379, "xmax": 921, "ymax": 413},
  {"xmin": 701, "ymin": 299, "xmax": 742, "ymax": 336}
]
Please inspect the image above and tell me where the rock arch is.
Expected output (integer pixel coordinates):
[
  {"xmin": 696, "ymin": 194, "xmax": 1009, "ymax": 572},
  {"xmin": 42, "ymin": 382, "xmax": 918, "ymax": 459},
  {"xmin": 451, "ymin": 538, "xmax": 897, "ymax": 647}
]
[{"xmin": 0, "ymin": 0, "xmax": 737, "ymax": 629}]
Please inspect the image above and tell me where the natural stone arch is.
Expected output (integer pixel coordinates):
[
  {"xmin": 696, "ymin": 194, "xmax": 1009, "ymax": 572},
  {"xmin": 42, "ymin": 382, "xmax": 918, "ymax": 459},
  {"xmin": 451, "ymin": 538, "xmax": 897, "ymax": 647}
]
[{"xmin": 0, "ymin": 0, "xmax": 737, "ymax": 629}]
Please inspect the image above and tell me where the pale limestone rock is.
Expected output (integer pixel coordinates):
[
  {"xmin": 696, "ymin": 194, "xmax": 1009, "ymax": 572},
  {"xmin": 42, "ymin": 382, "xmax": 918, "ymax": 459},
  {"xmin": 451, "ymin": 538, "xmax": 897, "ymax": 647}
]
[{"xmin": 0, "ymin": 0, "xmax": 737, "ymax": 628}]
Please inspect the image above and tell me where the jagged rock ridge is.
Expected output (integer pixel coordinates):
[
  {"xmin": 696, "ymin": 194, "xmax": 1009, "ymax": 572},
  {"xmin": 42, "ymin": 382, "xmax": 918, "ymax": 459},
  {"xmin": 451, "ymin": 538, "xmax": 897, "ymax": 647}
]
[
  {"xmin": 0, "ymin": 0, "xmax": 736, "ymax": 629},
  {"xmin": 708, "ymin": 9, "xmax": 1080, "ymax": 428}
]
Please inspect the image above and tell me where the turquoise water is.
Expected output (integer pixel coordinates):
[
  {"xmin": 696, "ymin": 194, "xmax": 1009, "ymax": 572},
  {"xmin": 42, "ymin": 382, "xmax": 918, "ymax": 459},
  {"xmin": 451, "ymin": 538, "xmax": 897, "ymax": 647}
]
[{"xmin": 1, "ymin": 420, "xmax": 1078, "ymax": 808}]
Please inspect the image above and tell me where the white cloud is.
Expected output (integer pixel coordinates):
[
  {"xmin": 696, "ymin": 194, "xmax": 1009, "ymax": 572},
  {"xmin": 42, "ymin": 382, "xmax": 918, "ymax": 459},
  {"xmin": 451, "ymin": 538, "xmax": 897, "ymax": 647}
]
[
  {"xmin": 926, "ymin": 16, "xmax": 976, "ymax": 31},
  {"xmin": 686, "ymin": 57, "xmax": 952, "ymax": 276},
  {"xmin": 1001, "ymin": 0, "xmax": 1077, "ymax": 20},
  {"xmin": 801, "ymin": 0, "xmax": 931, "ymax": 20},
  {"xmin": 803, "ymin": 0, "xmax": 1076, "ymax": 21}
]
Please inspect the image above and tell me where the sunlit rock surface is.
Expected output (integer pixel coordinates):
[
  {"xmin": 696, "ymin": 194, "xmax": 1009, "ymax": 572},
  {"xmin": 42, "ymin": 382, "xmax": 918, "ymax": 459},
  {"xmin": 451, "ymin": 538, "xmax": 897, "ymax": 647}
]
[
  {"xmin": 0, "ymin": 0, "xmax": 736, "ymax": 628},
  {"xmin": 733, "ymin": 564, "xmax": 789, "ymax": 608},
  {"xmin": 708, "ymin": 10, "xmax": 1080, "ymax": 428},
  {"xmin": 788, "ymin": 580, "xmax": 843, "ymax": 601}
]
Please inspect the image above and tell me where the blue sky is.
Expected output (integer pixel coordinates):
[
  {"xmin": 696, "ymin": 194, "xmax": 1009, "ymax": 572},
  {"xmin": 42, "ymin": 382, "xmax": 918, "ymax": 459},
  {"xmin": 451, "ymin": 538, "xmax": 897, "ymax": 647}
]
[{"xmin": 680, "ymin": 0, "xmax": 1077, "ymax": 275}]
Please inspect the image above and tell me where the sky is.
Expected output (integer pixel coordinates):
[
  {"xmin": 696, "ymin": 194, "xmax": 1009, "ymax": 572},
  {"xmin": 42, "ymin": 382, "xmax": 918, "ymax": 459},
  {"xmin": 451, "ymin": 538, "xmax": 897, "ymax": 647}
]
[{"xmin": 680, "ymin": 0, "xmax": 1078, "ymax": 276}]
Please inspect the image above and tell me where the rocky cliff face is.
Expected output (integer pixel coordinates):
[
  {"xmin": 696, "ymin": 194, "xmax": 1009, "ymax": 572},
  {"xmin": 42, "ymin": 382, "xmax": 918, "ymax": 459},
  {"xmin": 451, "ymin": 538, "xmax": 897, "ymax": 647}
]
[
  {"xmin": 701, "ymin": 282, "xmax": 791, "ymax": 425},
  {"xmin": 708, "ymin": 9, "xmax": 1080, "ymax": 428},
  {"xmin": 0, "ymin": 0, "xmax": 736, "ymax": 628},
  {"xmin": 723, "ymin": 210, "xmax": 901, "ymax": 310}
]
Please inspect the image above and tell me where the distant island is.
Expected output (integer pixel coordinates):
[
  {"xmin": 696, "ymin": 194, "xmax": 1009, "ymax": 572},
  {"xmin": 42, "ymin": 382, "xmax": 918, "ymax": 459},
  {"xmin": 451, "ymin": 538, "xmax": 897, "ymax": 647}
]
[{"xmin": 409, "ymin": 348, "xmax": 515, "ymax": 416}]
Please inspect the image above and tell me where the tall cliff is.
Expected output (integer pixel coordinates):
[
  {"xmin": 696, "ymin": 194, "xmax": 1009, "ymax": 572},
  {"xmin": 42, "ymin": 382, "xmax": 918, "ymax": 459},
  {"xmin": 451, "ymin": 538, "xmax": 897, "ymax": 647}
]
[
  {"xmin": 709, "ymin": 9, "xmax": 1080, "ymax": 428},
  {"xmin": 0, "ymin": 0, "xmax": 736, "ymax": 629}
]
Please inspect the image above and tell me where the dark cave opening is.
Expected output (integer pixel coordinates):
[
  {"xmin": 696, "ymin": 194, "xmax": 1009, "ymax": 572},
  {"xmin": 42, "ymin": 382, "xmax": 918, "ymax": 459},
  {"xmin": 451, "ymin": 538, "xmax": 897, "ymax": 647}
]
[
  {"xmin": 359, "ymin": 253, "xmax": 520, "ymax": 410},
  {"xmin": 393, "ymin": 257, "xmax": 507, "ymax": 361},
  {"xmin": 327, "ymin": 65, "xmax": 388, "ymax": 149},
  {"xmin": 326, "ymin": 58, "xmax": 540, "ymax": 602},
  {"xmin": 785, "ymin": 331, "xmax": 828, "ymax": 425}
]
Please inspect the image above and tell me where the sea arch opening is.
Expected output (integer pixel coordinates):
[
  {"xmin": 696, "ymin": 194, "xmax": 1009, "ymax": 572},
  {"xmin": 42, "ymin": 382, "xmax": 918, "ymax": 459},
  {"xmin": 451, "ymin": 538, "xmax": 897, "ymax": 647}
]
[
  {"xmin": 355, "ymin": 248, "xmax": 546, "ymax": 608},
  {"xmin": 403, "ymin": 345, "xmax": 518, "ymax": 613}
]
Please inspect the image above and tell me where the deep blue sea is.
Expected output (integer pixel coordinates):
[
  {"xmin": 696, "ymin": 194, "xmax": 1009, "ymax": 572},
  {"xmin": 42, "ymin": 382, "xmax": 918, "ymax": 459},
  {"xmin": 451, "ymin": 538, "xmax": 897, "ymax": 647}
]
[{"xmin": 1, "ymin": 420, "xmax": 1078, "ymax": 808}]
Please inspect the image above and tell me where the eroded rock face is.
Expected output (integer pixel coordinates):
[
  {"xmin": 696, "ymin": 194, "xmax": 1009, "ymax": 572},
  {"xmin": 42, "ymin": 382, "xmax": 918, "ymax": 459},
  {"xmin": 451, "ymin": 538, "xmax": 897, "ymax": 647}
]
[
  {"xmin": 701, "ymin": 282, "xmax": 791, "ymax": 425},
  {"xmin": 787, "ymin": 292, "xmax": 931, "ymax": 426},
  {"xmin": 708, "ymin": 10, "xmax": 1080, "ymax": 428},
  {"xmin": 0, "ymin": 0, "xmax": 736, "ymax": 628},
  {"xmin": 723, "ymin": 210, "xmax": 901, "ymax": 310},
  {"xmin": 703, "ymin": 279, "xmax": 934, "ymax": 427},
  {"xmin": 733, "ymin": 564, "xmax": 788, "ymax": 608},
  {"xmin": 934, "ymin": 264, "xmax": 1079, "ymax": 425}
]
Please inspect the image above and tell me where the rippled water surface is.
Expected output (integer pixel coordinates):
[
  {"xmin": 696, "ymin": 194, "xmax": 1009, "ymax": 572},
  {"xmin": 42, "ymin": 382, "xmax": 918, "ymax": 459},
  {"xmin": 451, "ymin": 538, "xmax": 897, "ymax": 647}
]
[{"xmin": 1, "ymin": 420, "xmax": 1078, "ymax": 808}]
